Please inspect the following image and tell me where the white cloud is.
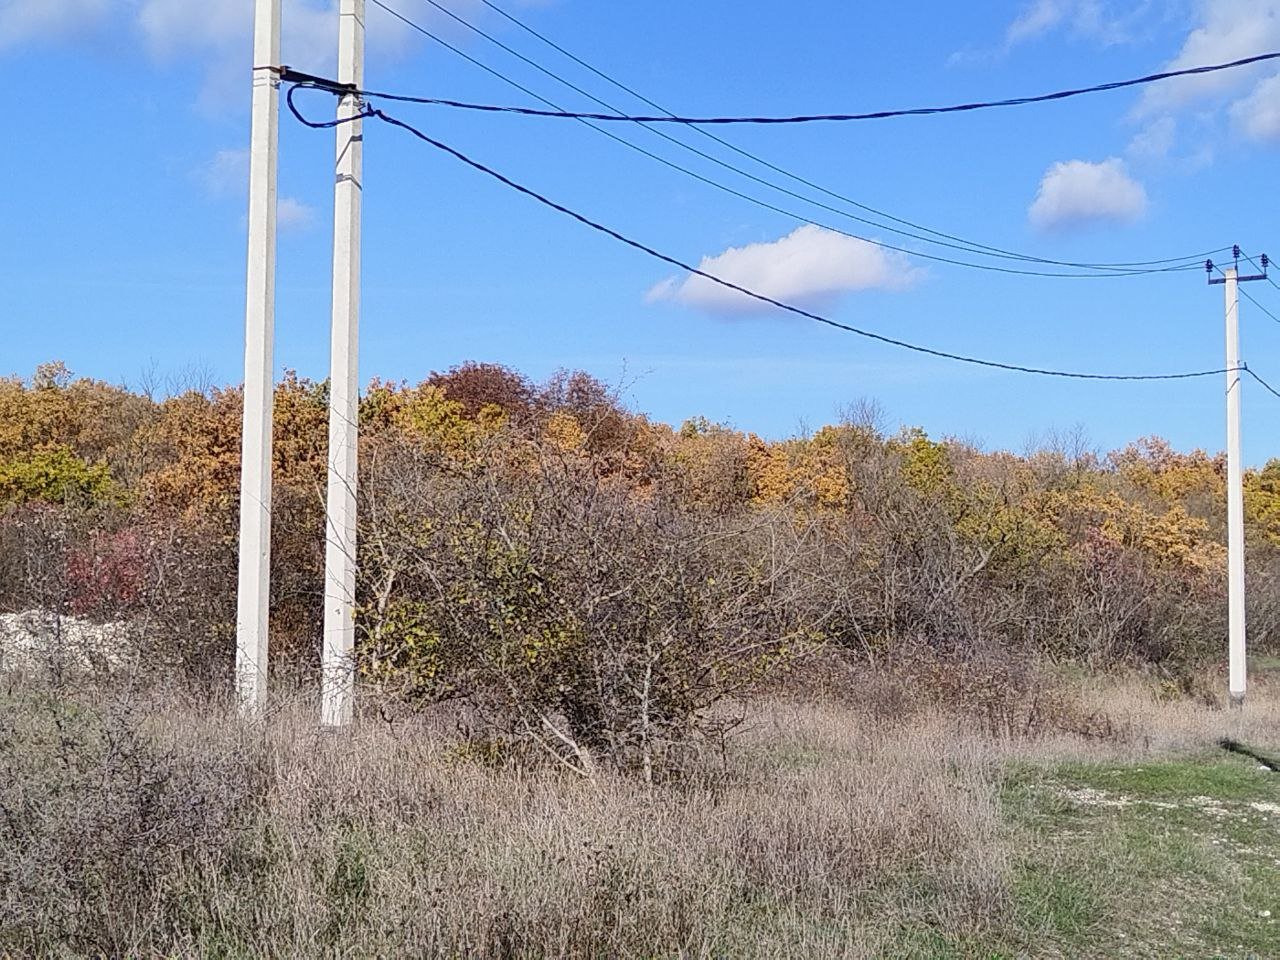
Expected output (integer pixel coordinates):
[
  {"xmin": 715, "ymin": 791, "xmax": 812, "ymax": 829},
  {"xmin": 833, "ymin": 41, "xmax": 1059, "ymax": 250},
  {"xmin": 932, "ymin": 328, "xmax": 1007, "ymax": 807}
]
[
  {"xmin": 1115, "ymin": 1, "xmax": 1280, "ymax": 164},
  {"xmin": 0, "ymin": 0, "xmax": 113, "ymax": 50},
  {"xmin": 1007, "ymin": 0, "xmax": 1069, "ymax": 45},
  {"xmin": 201, "ymin": 147, "xmax": 250, "ymax": 196},
  {"xmin": 277, "ymin": 196, "xmax": 317, "ymax": 231},
  {"xmin": 1137, "ymin": 0, "xmax": 1280, "ymax": 114},
  {"xmin": 0, "ymin": 0, "xmax": 425, "ymax": 108},
  {"xmin": 136, "ymin": 0, "xmax": 383, "ymax": 69},
  {"xmin": 1124, "ymin": 114, "xmax": 1214, "ymax": 171},
  {"xmin": 138, "ymin": 0, "xmax": 374, "ymax": 111},
  {"xmin": 1, "ymin": 0, "xmax": 550, "ymax": 73},
  {"xmin": 1028, "ymin": 158, "xmax": 1148, "ymax": 230},
  {"xmin": 1231, "ymin": 71, "xmax": 1280, "ymax": 141},
  {"xmin": 951, "ymin": 1, "xmax": 1160, "ymax": 66},
  {"xmin": 1003, "ymin": 0, "xmax": 1154, "ymax": 49},
  {"xmin": 1126, "ymin": 116, "xmax": 1177, "ymax": 160},
  {"xmin": 647, "ymin": 225, "xmax": 920, "ymax": 316}
]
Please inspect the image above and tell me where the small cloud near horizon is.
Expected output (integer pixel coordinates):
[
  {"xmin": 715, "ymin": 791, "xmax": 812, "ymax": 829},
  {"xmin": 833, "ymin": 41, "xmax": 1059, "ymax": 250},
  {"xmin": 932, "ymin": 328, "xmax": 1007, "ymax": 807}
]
[
  {"xmin": 647, "ymin": 225, "xmax": 922, "ymax": 316},
  {"xmin": 1028, "ymin": 157, "xmax": 1148, "ymax": 231}
]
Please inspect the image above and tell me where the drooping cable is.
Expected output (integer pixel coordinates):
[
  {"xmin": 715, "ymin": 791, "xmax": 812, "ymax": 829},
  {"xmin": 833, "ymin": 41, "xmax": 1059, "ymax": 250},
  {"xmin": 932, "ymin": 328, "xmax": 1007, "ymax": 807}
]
[
  {"xmin": 297, "ymin": 13, "xmax": 1203, "ymax": 280},
  {"xmin": 352, "ymin": 42, "xmax": 1280, "ymax": 125},
  {"xmin": 1245, "ymin": 367, "xmax": 1280, "ymax": 401},
  {"xmin": 363, "ymin": 0, "xmax": 1226, "ymax": 275},
  {"xmin": 286, "ymin": 92, "xmax": 1240, "ymax": 386},
  {"xmin": 1211, "ymin": 256, "xmax": 1280, "ymax": 326},
  {"xmin": 390, "ymin": 1, "xmax": 1181, "ymax": 276},
  {"xmin": 469, "ymin": 0, "xmax": 1227, "ymax": 274},
  {"xmin": 289, "ymin": 76, "xmax": 1191, "ymax": 283}
]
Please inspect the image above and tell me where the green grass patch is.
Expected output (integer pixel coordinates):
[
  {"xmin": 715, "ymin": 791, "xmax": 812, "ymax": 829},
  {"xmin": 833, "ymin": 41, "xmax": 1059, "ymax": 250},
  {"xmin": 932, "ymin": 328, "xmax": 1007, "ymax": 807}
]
[
  {"xmin": 999, "ymin": 753, "xmax": 1280, "ymax": 958},
  {"xmin": 1050, "ymin": 757, "xmax": 1277, "ymax": 802}
]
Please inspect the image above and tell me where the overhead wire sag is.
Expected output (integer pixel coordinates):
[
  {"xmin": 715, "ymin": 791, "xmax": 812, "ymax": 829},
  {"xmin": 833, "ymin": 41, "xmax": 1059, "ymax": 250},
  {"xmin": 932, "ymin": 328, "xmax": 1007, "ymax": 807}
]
[
  {"xmin": 1245, "ymin": 367, "xmax": 1280, "ymax": 401},
  {"xmin": 472, "ymin": 0, "xmax": 1221, "ymax": 273},
  {"xmin": 1212, "ymin": 256, "xmax": 1280, "ymax": 326},
  {"xmin": 286, "ymin": 89, "xmax": 1241, "ymax": 387},
  {"xmin": 368, "ymin": 49, "xmax": 1280, "ymax": 125},
  {"xmin": 393, "ymin": 0, "xmax": 1179, "ymax": 276},
  {"xmin": 353, "ymin": 0, "xmax": 1215, "ymax": 278},
  {"xmin": 383, "ymin": 0, "xmax": 1225, "ymax": 271}
]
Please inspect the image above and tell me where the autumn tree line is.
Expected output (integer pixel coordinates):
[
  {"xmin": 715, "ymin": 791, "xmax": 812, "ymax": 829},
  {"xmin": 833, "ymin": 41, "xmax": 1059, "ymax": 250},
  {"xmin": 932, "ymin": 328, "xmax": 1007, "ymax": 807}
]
[{"xmin": 4, "ymin": 359, "xmax": 1280, "ymax": 771}]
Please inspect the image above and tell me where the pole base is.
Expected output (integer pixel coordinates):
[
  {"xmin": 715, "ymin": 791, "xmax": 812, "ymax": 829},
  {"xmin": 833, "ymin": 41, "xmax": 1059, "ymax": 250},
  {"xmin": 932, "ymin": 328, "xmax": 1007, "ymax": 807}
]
[{"xmin": 1229, "ymin": 692, "xmax": 1245, "ymax": 711}]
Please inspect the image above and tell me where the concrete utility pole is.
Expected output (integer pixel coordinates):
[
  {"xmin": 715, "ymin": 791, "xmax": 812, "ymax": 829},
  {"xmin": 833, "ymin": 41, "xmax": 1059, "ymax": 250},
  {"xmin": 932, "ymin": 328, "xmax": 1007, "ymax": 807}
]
[
  {"xmin": 321, "ymin": 0, "xmax": 366, "ymax": 728},
  {"xmin": 1224, "ymin": 266, "xmax": 1246, "ymax": 707},
  {"xmin": 1209, "ymin": 248, "xmax": 1269, "ymax": 707},
  {"xmin": 236, "ymin": 0, "xmax": 283, "ymax": 718}
]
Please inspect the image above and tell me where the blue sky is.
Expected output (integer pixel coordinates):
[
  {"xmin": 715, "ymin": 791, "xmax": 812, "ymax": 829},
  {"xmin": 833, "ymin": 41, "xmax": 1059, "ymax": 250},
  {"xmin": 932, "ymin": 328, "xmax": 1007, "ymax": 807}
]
[{"xmin": 3, "ymin": 0, "xmax": 1280, "ymax": 462}]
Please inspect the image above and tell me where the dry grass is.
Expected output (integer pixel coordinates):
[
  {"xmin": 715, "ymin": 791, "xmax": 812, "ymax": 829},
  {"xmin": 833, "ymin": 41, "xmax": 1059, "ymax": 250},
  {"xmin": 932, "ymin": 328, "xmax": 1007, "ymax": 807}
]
[
  {"xmin": 1011, "ymin": 668, "xmax": 1280, "ymax": 761},
  {"xmin": 2, "ymin": 669, "xmax": 1278, "ymax": 958},
  {"xmin": 2, "ymin": 680, "xmax": 1012, "ymax": 959}
]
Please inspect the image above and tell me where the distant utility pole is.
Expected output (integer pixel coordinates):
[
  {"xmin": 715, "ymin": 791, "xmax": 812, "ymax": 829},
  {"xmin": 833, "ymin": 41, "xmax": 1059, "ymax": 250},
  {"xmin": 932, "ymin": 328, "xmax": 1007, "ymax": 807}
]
[
  {"xmin": 321, "ymin": 0, "xmax": 366, "ymax": 728},
  {"xmin": 236, "ymin": 0, "xmax": 282, "ymax": 718},
  {"xmin": 1208, "ymin": 246, "xmax": 1269, "ymax": 707}
]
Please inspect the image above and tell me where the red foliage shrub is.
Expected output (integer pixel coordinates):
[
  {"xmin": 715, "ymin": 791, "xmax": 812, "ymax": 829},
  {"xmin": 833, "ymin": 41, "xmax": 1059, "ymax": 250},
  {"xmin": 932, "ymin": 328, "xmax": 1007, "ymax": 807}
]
[{"xmin": 66, "ymin": 527, "xmax": 147, "ymax": 617}]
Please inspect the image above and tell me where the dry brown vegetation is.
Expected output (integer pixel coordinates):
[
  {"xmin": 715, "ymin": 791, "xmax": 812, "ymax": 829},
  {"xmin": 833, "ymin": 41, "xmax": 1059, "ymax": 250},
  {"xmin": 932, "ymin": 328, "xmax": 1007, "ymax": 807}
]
[
  {"xmin": 3, "ymin": 361, "xmax": 1280, "ymax": 956},
  {"xmin": 3, "ymin": 662, "xmax": 1277, "ymax": 959}
]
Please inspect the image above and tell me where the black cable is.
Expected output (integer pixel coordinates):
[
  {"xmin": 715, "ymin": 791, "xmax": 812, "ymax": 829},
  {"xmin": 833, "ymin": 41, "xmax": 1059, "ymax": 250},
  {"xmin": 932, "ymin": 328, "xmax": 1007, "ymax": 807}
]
[
  {"xmin": 1242, "ymin": 286, "xmax": 1280, "ymax": 326},
  {"xmin": 1241, "ymin": 252, "xmax": 1280, "ymax": 324},
  {"xmin": 286, "ymin": 93, "xmax": 1238, "ymax": 386},
  {"xmin": 343, "ymin": 6, "xmax": 1204, "ymax": 279},
  {"xmin": 1211, "ymin": 257, "xmax": 1280, "ymax": 326},
  {"xmin": 1206, "ymin": 261, "xmax": 1280, "ymax": 399},
  {"xmin": 398, "ymin": 0, "xmax": 1181, "ymax": 275},
  {"xmin": 1219, "ymin": 738, "xmax": 1280, "ymax": 772},
  {"xmin": 470, "ymin": 0, "xmax": 1226, "ymax": 274},
  {"xmin": 1243, "ymin": 252, "xmax": 1280, "ymax": 300},
  {"xmin": 353, "ymin": 47, "xmax": 1280, "ymax": 125},
  {"xmin": 290, "ymin": 76, "xmax": 1195, "ymax": 281},
  {"xmin": 1246, "ymin": 367, "xmax": 1280, "ymax": 401}
]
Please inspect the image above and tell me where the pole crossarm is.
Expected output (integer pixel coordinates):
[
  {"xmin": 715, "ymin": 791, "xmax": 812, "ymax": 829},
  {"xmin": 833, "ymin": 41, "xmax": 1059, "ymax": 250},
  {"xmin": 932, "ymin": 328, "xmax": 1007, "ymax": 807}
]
[{"xmin": 1207, "ymin": 249, "xmax": 1269, "ymax": 285}]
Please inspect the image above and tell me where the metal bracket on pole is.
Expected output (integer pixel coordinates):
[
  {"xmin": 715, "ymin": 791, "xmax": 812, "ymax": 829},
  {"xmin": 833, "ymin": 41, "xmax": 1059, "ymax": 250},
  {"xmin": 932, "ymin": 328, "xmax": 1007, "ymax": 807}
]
[{"xmin": 279, "ymin": 66, "xmax": 359, "ymax": 96}]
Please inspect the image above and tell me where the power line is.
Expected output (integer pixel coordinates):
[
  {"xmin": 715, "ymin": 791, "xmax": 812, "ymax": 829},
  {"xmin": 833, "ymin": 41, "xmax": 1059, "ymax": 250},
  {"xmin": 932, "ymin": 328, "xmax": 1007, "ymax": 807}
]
[
  {"xmin": 286, "ymin": 93, "xmax": 1240, "ymax": 386},
  {"xmin": 1243, "ymin": 252, "xmax": 1280, "ymax": 297},
  {"xmin": 469, "ymin": 0, "xmax": 1226, "ymax": 274},
  {"xmin": 341, "ymin": 5, "xmax": 1209, "ymax": 279},
  {"xmin": 1240, "ymin": 252, "xmax": 1280, "ymax": 324},
  {"xmin": 1211, "ymin": 256, "xmax": 1280, "ymax": 325},
  {"xmin": 289, "ymin": 78, "xmax": 1191, "ymax": 282},
  {"xmin": 353, "ymin": 47, "xmax": 1280, "ymax": 125},
  {"xmin": 1242, "ymin": 286, "xmax": 1280, "ymax": 326},
  {"xmin": 373, "ymin": 0, "xmax": 1217, "ymax": 275},
  {"xmin": 393, "ymin": 0, "xmax": 1183, "ymax": 276},
  {"xmin": 1246, "ymin": 367, "xmax": 1280, "ymax": 401}
]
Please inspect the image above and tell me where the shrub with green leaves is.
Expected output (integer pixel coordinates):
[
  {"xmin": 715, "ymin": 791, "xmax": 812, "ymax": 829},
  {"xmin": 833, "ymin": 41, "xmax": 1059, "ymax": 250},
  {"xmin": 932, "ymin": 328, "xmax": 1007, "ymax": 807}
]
[
  {"xmin": 358, "ymin": 433, "xmax": 812, "ymax": 778},
  {"xmin": 0, "ymin": 446, "xmax": 117, "ymax": 506}
]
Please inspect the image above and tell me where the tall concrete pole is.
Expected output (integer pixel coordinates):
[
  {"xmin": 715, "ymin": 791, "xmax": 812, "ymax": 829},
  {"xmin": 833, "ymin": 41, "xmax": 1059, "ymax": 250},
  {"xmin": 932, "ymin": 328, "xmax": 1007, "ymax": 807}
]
[
  {"xmin": 1224, "ymin": 266, "xmax": 1247, "ymax": 706},
  {"xmin": 236, "ymin": 0, "xmax": 282, "ymax": 718},
  {"xmin": 321, "ymin": 0, "xmax": 366, "ymax": 728}
]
